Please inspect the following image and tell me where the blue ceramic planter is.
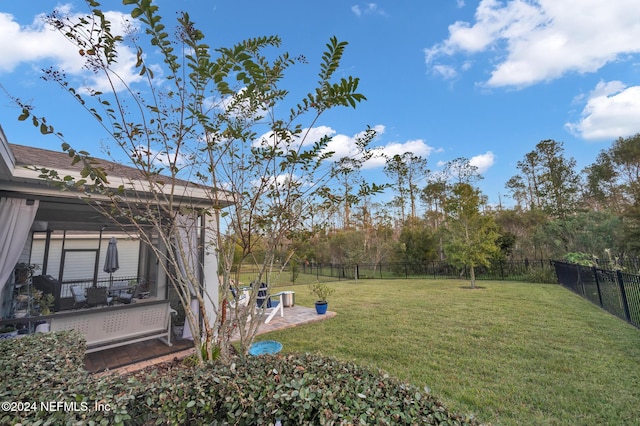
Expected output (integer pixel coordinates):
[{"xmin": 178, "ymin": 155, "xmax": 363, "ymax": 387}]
[{"xmin": 315, "ymin": 301, "xmax": 328, "ymax": 315}]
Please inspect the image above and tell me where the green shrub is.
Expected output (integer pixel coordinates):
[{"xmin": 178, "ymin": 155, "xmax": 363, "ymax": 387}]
[
  {"xmin": 564, "ymin": 252, "xmax": 596, "ymax": 266},
  {"xmin": 126, "ymin": 353, "xmax": 479, "ymax": 425},
  {"xmin": 0, "ymin": 331, "xmax": 135, "ymax": 425},
  {"xmin": 1, "ymin": 332, "xmax": 479, "ymax": 425},
  {"xmin": 524, "ymin": 266, "xmax": 558, "ymax": 284}
]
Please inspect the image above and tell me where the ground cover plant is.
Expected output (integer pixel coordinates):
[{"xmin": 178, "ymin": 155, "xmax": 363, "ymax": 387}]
[
  {"xmin": 0, "ymin": 331, "xmax": 477, "ymax": 425},
  {"xmin": 265, "ymin": 279, "xmax": 640, "ymax": 425}
]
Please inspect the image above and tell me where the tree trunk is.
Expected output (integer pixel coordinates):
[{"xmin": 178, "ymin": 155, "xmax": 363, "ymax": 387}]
[{"xmin": 470, "ymin": 265, "xmax": 476, "ymax": 289}]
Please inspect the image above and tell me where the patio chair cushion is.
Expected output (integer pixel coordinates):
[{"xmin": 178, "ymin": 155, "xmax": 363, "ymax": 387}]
[
  {"xmin": 256, "ymin": 282, "xmax": 271, "ymax": 308},
  {"xmin": 70, "ymin": 285, "xmax": 87, "ymax": 306},
  {"xmin": 86, "ymin": 287, "xmax": 113, "ymax": 306},
  {"xmin": 117, "ymin": 284, "xmax": 137, "ymax": 304}
]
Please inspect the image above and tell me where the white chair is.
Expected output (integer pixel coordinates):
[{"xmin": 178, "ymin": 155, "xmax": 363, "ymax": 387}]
[
  {"xmin": 228, "ymin": 286, "xmax": 249, "ymax": 309},
  {"xmin": 256, "ymin": 283, "xmax": 283, "ymax": 324},
  {"xmin": 262, "ymin": 292, "xmax": 284, "ymax": 324}
]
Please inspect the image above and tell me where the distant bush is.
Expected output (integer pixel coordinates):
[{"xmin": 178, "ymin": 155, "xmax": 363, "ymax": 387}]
[
  {"xmin": 1, "ymin": 332, "xmax": 479, "ymax": 425},
  {"xmin": 524, "ymin": 266, "xmax": 558, "ymax": 284},
  {"xmin": 564, "ymin": 252, "xmax": 596, "ymax": 267}
]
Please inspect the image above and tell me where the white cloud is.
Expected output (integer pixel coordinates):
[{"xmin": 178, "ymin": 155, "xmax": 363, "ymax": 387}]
[
  {"xmin": 256, "ymin": 123, "xmax": 435, "ymax": 171},
  {"xmin": 425, "ymin": 0, "xmax": 640, "ymax": 88},
  {"xmin": 364, "ymin": 137, "xmax": 437, "ymax": 169},
  {"xmin": 565, "ymin": 81, "xmax": 640, "ymax": 140},
  {"xmin": 432, "ymin": 64, "xmax": 458, "ymax": 80},
  {"xmin": 0, "ymin": 10, "xmax": 78, "ymax": 73},
  {"xmin": 0, "ymin": 8, "xmax": 143, "ymax": 92},
  {"xmin": 351, "ymin": 3, "xmax": 386, "ymax": 17},
  {"xmin": 132, "ymin": 145, "xmax": 189, "ymax": 170},
  {"xmin": 254, "ymin": 124, "xmax": 385, "ymax": 161},
  {"xmin": 469, "ymin": 151, "xmax": 495, "ymax": 174}
]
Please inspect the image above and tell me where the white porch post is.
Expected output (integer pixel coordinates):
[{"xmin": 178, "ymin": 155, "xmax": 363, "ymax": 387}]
[
  {"xmin": 201, "ymin": 213, "xmax": 219, "ymax": 325},
  {"xmin": 155, "ymin": 233, "xmax": 168, "ymax": 300}
]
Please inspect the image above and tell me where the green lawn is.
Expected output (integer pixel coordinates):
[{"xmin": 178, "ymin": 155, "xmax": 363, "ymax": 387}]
[{"xmin": 262, "ymin": 279, "xmax": 640, "ymax": 425}]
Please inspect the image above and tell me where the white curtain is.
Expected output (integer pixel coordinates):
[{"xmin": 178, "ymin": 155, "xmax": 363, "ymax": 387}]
[
  {"xmin": 0, "ymin": 198, "xmax": 39, "ymax": 300},
  {"xmin": 174, "ymin": 212, "xmax": 200, "ymax": 340}
]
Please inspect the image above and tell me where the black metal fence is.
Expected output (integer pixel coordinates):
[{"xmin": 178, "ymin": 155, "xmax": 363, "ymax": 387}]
[
  {"xmin": 58, "ymin": 276, "xmax": 138, "ymax": 299},
  {"xmin": 299, "ymin": 259, "xmax": 554, "ymax": 282},
  {"xmin": 552, "ymin": 261, "xmax": 640, "ymax": 329}
]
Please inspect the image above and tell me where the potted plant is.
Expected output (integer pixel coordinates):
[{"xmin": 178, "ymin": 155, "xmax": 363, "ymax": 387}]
[
  {"xmin": 309, "ymin": 282, "xmax": 335, "ymax": 314},
  {"xmin": 14, "ymin": 263, "xmax": 39, "ymax": 284},
  {"xmin": 31, "ymin": 290, "xmax": 55, "ymax": 315},
  {"xmin": 172, "ymin": 304, "xmax": 186, "ymax": 339}
]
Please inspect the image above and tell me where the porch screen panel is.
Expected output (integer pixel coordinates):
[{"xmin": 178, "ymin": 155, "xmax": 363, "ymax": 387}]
[{"xmin": 60, "ymin": 249, "xmax": 98, "ymax": 282}]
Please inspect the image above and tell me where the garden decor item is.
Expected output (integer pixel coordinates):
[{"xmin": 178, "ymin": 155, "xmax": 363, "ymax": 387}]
[
  {"xmin": 248, "ymin": 340, "xmax": 283, "ymax": 356},
  {"xmin": 309, "ymin": 282, "xmax": 334, "ymax": 314}
]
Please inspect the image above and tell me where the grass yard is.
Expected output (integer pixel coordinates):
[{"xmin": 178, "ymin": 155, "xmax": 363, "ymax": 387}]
[{"xmin": 262, "ymin": 279, "xmax": 640, "ymax": 425}]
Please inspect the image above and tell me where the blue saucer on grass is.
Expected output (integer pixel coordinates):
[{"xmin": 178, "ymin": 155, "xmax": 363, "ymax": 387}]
[{"xmin": 248, "ymin": 340, "xmax": 282, "ymax": 356}]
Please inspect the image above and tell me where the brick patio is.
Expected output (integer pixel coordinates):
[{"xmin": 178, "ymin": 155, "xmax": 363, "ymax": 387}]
[{"xmin": 86, "ymin": 305, "xmax": 335, "ymax": 376}]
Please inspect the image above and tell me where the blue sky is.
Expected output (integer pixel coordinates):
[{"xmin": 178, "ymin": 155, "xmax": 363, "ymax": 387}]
[{"xmin": 1, "ymin": 1, "xmax": 640, "ymax": 208}]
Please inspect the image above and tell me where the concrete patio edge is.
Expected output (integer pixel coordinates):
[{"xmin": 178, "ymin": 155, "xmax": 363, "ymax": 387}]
[{"xmin": 90, "ymin": 306, "xmax": 336, "ymax": 377}]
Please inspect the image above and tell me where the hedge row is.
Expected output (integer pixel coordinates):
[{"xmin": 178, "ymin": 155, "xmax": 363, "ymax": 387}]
[{"xmin": 1, "ymin": 332, "xmax": 480, "ymax": 425}]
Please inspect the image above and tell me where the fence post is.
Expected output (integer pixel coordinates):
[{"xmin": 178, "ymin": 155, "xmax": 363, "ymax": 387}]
[
  {"xmin": 616, "ymin": 270, "xmax": 632, "ymax": 323},
  {"xmin": 592, "ymin": 267, "xmax": 604, "ymax": 308}
]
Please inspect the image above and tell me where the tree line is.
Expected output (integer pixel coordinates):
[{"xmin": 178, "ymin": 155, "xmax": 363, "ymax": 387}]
[{"xmin": 266, "ymin": 135, "xmax": 640, "ymax": 286}]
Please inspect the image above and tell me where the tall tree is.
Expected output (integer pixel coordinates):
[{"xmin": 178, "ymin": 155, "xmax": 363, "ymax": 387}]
[
  {"xmin": 507, "ymin": 140, "xmax": 580, "ymax": 218},
  {"xmin": 403, "ymin": 153, "xmax": 430, "ymax": 219},
  {"xmin": 384, "ymin": 153, "xmax": 409, "ymax": 222},
  {"xmin": 442, "ymin": 157, "xmax": 481, "ymax": 185},
  {"xmin": 583, "ymin": 134, "xmax": 640, "ymax": 255},
  {"xmin": 505, "ymin": 175, "xmax": 530, "ymax": 210},
  {"xmin": 585, "ymin": 133, "xmax": 640, "ymax": 210},
  {"xmin": 582, "ymin": 151, "xmax": 622, "ymax": 212},
  {"xmin": 330, "ymin": 130, "xmax": 379, "ymax": 229},
  {"xmin": 509, "ymin": 151, "xmax": 543, "ymax": 210},
  {"xmin": 609, "ymin": 133, "xmax": 640, "ymax": 203},
  {"xmin": 384, "ymin": 152, "xmax": 428, "ymax": 222},
  {"xmin": 443, "ymin": 183, "xmax": 500, "ymax": 288},
  {"xmin": 535, "ymin": 140, "xmax": 581, "ymax": 218},
  {"xmin": 421, "ymin": 177, "xmax": 448, "ymax": 260},
  {"xmin": 10, "ymin": 1, "xmax": 376, "ymax": 363}
]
